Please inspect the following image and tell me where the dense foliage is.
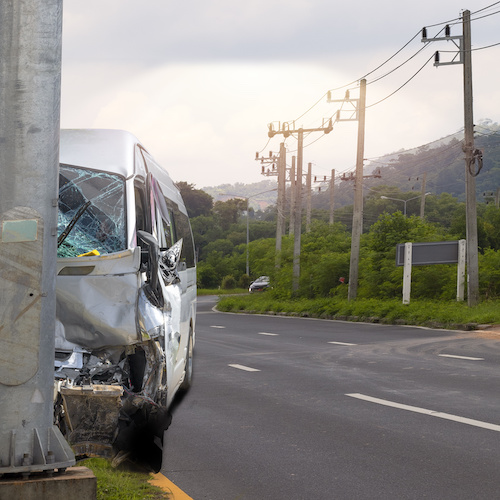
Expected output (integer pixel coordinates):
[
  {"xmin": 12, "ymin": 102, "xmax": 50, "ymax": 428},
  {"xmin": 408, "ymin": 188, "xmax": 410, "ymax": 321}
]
[
  {"xmin": 184, "ymin": 185, "xmax": 500, "ymax": 301},
  {"xmin": 178, "ymin": 125, "xmax": 500, "ymax": 301}
]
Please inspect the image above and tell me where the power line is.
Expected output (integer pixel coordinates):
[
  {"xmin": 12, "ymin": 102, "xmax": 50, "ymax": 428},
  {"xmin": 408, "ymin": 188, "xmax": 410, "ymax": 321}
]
[
  {"xmin": 472, "ymin": 1, "xmax": 500, "ymax": 14},
  {"xmin": 291, "ymin": 3, "xmax": 500, "ymax": 127},
  {"xmin": 366, "ymin": 53, "xmax": 435, "ymax": 109}
]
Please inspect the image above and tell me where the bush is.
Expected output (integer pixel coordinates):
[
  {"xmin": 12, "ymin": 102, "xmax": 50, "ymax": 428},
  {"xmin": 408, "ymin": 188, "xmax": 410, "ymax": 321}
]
[
  {"xmin": 221, "ymin": 275, "xmax": 237, "ymax": 289},
  {"xmin": 197, "ymin": 264, "xmax": 219, "ymax": 289},
  {"xmin": 239, "ymin": 274, "xmax": 251, "ymax": 289}
]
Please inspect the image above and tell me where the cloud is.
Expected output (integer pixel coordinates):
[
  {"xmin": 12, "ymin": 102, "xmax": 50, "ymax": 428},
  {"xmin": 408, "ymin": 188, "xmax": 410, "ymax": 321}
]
[{"xmin": 60, "ymin": 1, "xmax": 500, "ymax": 187}]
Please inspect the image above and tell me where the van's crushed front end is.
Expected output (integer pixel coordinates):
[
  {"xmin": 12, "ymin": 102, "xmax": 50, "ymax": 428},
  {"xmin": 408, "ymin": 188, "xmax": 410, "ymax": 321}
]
[{"xmin": 54, "ymin": 162, "xmax": 184, "ymax": 468}]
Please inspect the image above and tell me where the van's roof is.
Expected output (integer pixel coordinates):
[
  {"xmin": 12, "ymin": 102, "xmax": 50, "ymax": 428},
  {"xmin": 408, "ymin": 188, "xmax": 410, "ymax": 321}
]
[
  {"xmin": 59, "ymin": 129, "xmax": 187, "ymax": 214},
  {"xmin": 60, "ymin": 129, "xmax": 142, "ymax": 178}
]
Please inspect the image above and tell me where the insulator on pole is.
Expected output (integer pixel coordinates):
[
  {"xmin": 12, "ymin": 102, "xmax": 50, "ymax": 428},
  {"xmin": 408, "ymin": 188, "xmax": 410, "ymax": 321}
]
[
  {"xmin": 445, "ymin": 24, "xmax": 450, "ymax": 37},
  {"xmin": 255, "ymin": 152, "xmax": 259, "ymax": 159},
  {"xmin": 434, "ymin": 51, "xmax": 440, "ymax": 64},
  {"xmin": 422, "ymin": 27, "xmax": 427, "ymax": 39}
]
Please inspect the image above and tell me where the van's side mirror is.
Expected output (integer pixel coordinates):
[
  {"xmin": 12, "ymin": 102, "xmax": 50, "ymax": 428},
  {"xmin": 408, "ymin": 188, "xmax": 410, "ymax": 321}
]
[{"xmin": 137, "ymin": 230, "xmax": 159, "ymax": 293}]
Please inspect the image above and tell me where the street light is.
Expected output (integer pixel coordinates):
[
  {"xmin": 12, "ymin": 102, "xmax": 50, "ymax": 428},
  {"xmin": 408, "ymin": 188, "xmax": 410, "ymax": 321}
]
[
  {"xmin": 381, "ymin": 192, "xmax": 431, "ymax": 217},
  {"xmin": 223, "ymin": 188, "xmax": 277, "ymax": 276}
]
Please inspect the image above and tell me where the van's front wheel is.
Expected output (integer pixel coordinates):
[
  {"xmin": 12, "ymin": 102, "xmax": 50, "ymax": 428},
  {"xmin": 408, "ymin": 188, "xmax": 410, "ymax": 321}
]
[{"xmin": 180, "ymin": 329, "xmax": 193, "ymax": 392}]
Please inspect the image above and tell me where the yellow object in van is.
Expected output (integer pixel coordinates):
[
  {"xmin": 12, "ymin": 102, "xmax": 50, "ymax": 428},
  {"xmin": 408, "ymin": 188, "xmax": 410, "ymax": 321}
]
[{"xmin": 77, "ymin": 249, "xmax": 100, "ymax": 257}]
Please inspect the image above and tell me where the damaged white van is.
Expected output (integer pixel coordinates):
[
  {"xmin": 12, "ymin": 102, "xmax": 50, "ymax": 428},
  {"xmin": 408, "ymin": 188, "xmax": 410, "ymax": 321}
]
[{"xmin": 53, "ymin": 129, "xmax": 196, "ymax": 464}]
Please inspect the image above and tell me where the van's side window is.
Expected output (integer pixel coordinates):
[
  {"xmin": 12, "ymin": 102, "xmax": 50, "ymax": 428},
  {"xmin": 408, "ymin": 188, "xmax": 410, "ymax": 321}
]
[
  {"xmin": 135, "ymin": 186, "xmax": 147, "ymax": 232},
  {"xmin": 171, "ymin": 204, "xmax": 196, "ymax": 268}
]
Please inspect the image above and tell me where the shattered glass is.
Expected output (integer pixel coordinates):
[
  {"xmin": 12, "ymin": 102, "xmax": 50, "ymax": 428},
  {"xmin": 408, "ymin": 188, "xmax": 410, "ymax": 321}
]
[{"xmin": 58, "ymin": 165, "xmax": 126, "ymax": 257}]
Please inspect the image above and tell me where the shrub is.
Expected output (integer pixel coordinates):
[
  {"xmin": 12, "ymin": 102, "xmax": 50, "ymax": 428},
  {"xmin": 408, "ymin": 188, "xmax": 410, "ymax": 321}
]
[{"xmin": 221, "ymin": 275, "xmax": 237, "ymax": 289}]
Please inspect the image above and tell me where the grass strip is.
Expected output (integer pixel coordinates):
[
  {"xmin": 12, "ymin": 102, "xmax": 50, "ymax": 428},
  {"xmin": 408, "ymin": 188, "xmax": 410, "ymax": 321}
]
[
  {"xmin": 79, "ymin": 458, "xmax": 171, "ymax": 500},
  {"xmin": 216, "ymin": 293, "xmax": 500, "ymax": 330}
]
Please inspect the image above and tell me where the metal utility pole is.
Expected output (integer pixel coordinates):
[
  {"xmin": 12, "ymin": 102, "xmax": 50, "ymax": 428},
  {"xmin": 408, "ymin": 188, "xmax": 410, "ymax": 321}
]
[
  {"xmin": 423, "ymin": 10, "xmax": 479, "ymax": 306},
  {"xmin": 347, "ymin": 79, "xmax": 366, "ymax": 301},
  {"xmin": 0, "ymin": 0, "xmax": 75, "ymax": 474},
  {"xmin": 306, "ymin": 163, "xmax": 312, "ymax": 232}
]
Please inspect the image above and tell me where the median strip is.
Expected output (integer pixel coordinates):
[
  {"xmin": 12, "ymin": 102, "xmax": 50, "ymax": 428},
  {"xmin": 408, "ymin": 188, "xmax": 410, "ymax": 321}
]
[{"xmin": 346, "ymin": 393, "xmax": 500, "ymax": 432}]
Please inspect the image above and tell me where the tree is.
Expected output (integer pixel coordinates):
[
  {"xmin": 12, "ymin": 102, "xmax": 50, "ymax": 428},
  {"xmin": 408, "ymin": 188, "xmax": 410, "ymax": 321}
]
[
  {"xmin": 177, "ymin": 181, "xmax": 213, "ymax": 217},
  {"xmin": 213, "ymin": 198, "xmax": 247, "ymax": 231}
]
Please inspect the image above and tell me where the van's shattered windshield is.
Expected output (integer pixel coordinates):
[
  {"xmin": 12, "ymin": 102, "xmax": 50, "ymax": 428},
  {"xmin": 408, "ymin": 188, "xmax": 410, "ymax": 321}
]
[{"xmin": 58, "ymin": 165, "xmax": 126, "ymax": 257}]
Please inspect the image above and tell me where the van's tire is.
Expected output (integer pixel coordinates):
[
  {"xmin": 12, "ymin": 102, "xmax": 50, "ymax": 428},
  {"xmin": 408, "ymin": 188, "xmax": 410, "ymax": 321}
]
[{"xmin": 179, "ymin": 329, "xmax": 193, "ymax": 392}]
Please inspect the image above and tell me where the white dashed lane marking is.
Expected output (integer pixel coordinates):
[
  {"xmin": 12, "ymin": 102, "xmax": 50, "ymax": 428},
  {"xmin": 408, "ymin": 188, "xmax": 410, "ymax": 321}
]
[
  {"xmin": 346, "ymin": 393, "xmax": 500, "ymax": 432},
  {"xmin": 328, "ymin": 341, "xmax": 357, "ymax": 346},
  {"xmin": 439, "ymin": 354, "xmax": 484, "ymax": 361},
  {"xmin": 229, "ymin": 364, "xmax": 261, "ymax": 372}
]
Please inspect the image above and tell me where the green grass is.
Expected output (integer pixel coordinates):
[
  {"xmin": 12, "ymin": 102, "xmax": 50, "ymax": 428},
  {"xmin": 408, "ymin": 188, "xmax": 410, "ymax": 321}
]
[
  {"xmin": 197, "ymin": 288, "xmax": 249, "ymax": 296},
  {"xmin": 216, "ymin": 293, "xmax": 500, "ymax": 329},
  {"xmin": 79, "ymin": 458, "xmax": 170, "ymax": 500}
]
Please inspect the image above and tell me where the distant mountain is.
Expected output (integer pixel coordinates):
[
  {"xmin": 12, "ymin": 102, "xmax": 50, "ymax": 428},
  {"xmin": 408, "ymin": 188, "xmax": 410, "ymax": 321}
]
[
  {"xmin": 366, "ymin": 119, "xmax": 500, "ymax": 202},
  {"xmin": 200, "ymin": 119, "xmax": 500, "ymax": 212},
  {"xmin": 202, "ymin": 179, "xmax": 277, "ymax": 210}
]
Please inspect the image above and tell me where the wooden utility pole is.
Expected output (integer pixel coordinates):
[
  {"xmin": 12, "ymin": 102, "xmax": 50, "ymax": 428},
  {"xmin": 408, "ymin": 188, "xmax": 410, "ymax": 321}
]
[
  {"xmin": 419, "ymin": 172, "xmax": 427, "ymax": 219},
  {"xmin": 462, "ymin": 10, "xmax": 479, "ymax": 306},
  {"xmin": 293, "ymin": 131, "xmax": 304, "ymax": 291},
  {"xmin": 289, "ymin": 156, "xmax": 296, "ymax": 236},
  {"xmin": 267, "ymin": 120, "xmax": 333, "ymax": 291},
  {"xmin": 329, "ymin": 169, "xmax": 335, "ymax": 224},
  {"xmin": 348, "ymin": 79, "xmax": 367, "ymax": 301},
  {"xmin": 423, "ymin": 10, "xmax": 479, "ymax": 306},
  {"xmin": 306, "ymin": 162, "xmax": 312, "ymax": 233},
  {"xmin": 275, "ymin": 142, "xmax": 286, "ymax": 268}
]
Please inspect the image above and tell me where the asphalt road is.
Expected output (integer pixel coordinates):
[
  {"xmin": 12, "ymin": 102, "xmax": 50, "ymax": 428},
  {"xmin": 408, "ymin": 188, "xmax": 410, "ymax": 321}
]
[{"xmin": 162, "ymin": 296, "xmax": 500, "ymax": 499}]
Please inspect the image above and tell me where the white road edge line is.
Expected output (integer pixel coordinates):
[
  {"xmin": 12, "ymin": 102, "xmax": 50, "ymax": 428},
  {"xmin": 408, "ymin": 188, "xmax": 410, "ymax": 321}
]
[
  {"xmin": 258, "ymin": 332, "xmax": 279, "ymax": 336},
  {"xmin": 328, "ymin": 341, "xmax": 357, "ymax": 346},
  {"xmin": 439, "ymin": 354, "xmax": 484, "ymax": 361},
  {"xmin": 229, "ymin": 364, "xmax": 261, "ymax": 372},
  {"xmin": 346, "ymin": 393, "xmax": 500, "ymax": 432}
]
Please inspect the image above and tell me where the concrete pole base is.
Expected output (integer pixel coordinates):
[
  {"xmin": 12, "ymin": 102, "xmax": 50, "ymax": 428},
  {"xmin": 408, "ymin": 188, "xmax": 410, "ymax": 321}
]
[{"xmin": 0, "ymin": 466, "xmax": 96, "ymax": 500}]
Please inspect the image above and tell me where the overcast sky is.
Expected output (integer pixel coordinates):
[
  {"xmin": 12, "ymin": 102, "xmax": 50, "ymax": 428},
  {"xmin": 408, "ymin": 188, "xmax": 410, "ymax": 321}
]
[{"xmin": 60, "ymin": 1, "xmax": 500, "ymax": 190}]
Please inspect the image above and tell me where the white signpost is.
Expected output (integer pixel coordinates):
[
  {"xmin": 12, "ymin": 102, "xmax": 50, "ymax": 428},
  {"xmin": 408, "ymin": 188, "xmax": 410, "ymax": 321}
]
[{"xmin": 397, "ymin": 240, "xmax": 466, "ymax": 304}]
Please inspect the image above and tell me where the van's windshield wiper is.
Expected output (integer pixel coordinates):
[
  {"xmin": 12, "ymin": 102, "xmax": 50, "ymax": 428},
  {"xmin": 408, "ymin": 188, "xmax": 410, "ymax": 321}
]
[{"xmin": 57, "ymin": 200, "xmax": 92, "ymax": 248}]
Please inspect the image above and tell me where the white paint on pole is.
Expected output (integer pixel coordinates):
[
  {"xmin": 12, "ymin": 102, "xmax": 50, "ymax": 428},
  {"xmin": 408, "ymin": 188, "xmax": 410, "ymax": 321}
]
[
  {"xmin": 457, "ymin": 238, "xmax": 466, "ymax": 301},
  {"xmin": 402, "ymin": 242, "xmax": 412, "ymax": 304}
]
